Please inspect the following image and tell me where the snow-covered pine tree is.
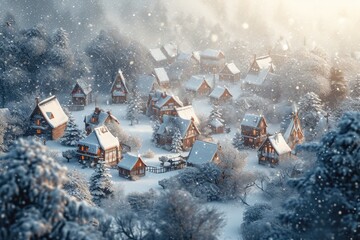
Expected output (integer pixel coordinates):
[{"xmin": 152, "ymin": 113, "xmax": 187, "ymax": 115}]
[
  {"xmin": 232, "ymin": 131, "xmax": 244, "ymax": 150},
  {"xmin": 126, "ymin": 91, "xmax": 141, "ymax": 125},
  {"xmin": 276, "ymin": 112, "xmax": 360, "ymax": 240},
  {"xmin": 151, "ymin": 120, "xmax": 161, "ymax": 143},
  {"xmin": 90, "ymin": 161, "xmax": 114, "ymax": 205},
  {"xmin": 328, "ymin": 67, "xmax": 348, "ymax": 106},
  {"xmin": 209, "ymin": 104, "xmax": 225, "ymax": 124},
  {"xmin": 298, "ymin": 92, "xmax": 325, "ymax": 140},
  {"xmin": 60, "ymin": 112, "xmax": 85, "ymax": 146},
  {"xmin": 171, "ymin": 128, "xmax": 183, "ymax": 153},
  {"xmin": 0, "ymin": 139, "xmax": 112, "ymax": 239}
]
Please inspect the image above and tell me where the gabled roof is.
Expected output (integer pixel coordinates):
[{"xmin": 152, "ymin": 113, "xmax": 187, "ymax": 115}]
[
  {"xmin": 75, "ymin": 78, "xmax": 92, "ymax": 95},
  {"xmin": 241, "ymin": 114, "xmax": 266, "ymax": 128},
  {"xmin": 261, "ymin": 133, "xmax": 291, "ymax": 155},
  {"xmin": 111, "ymin": 70, "xmax": 129, "ymax": 94},
  {"xmin": 187, "ymin": 140, "xmax": 219, "ymax": 165},
  {"xmin": 185, "ymin": 75, "xmax": 211, "ymax": 91},
  {"xmin": 117, "ymin": 153, "xmax": 146, "ymax": 170},
  {"xmin": 135, "ymin": 75, "xmax": 157, "ymax": 97},
  {"xmin": 284, "ymin": 112, "xmax": 303, "ymax": 142},
  {"xmin": 209, "ymin": 118, "xmax": 224, "ymax": 128},
  {"xmin": 200, "ymin": 49, "xmax": 225, "ymax": 59},
  {"xmin": 209, "ymin": 86, "xmax": 233, "ymax": 100},
  {"xmin": 84, "ymin": 108, "xmax": 120, "ymax": 128},
  {"xmin": 192, "ymin": 51, "xmax": 201, "ymax": 62},
  {"xmin": 243, "ymin": 69, "xmax": 277, "ymax": 86},
  {"xmin": 175, "ymin": 105, "xmax": 200, "ymax": 126},
  {"xmin": 255, "ymin": 55, "xmax": 273, "ymax": 69},
  {"xmin": 154, "ymin": 68, "xmax": 170, "ymax": 84},
  {"xmin": 36, "ymin": 96, "xmax": 68, "ymax": 128},
  {"xmin": 157, "ymin": 115, "xmax": 198, "ymax": 139},
  {"xmin": 162, "ymin": 42, "xmax": 178, "ymax": 58},
  {"xmin": 221, "ymin": 63, "xmax": 240, "ymax": 75},
  {"xmin": 149, "ymin": 48, "xmax": 167, "ymax": 62},
  {"xmin": 149, "ymin": 90, "xmax": 183, "ymax": 109},
  {"xmin": 79, "ymin": 125, "xmax": 119, "ymax": 154}
]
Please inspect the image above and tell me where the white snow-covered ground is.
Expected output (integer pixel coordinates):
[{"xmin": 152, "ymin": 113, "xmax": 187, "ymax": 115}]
[{"xmin": 46, "ymin": 100, "xmax": 279, "ymax": 240}]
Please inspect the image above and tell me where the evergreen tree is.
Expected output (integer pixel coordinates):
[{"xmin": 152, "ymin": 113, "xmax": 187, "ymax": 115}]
[
  {"xmin": 126, "ymin": 92, "xmax": 141, "ymax": 125},
  {"xmin": 329, "ymin": 67, "xmax": 348, "ymax": 106},
  {"xmin": 171, "ymin": 128, "xmax": 183, "ymax": 153},
  {"xmin": 89, "ymin": 161, "xmax": 114, "ymax": 206},
  {"xmin": 60, "ymin": 113, "xmax": 85, "ymax": 146},
  {"xmin": 209, "ymin": 104, "xmax": 224, "ymax": 124},
  {"xmin": 0, "ymin": 139, "xmax": 112, "ymax": 239},
  {"xmin": 232, "ymin": 131, "xmax": 244, "ymax": 150},
  {"xmin": 350, "ymin": 74, "xmax": 360, "ymax": 99},
  {"xmin": 151, "ymin": 120, "xmax": 161, "ymax": 143},
  {"xmin": 276, "ymin": 112, "xmax": 360, "ymax": 239}
]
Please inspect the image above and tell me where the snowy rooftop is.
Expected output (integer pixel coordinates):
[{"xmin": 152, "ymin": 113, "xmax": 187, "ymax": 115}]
[
  {"xmin": 118, "ymin": 153, "xmax": 145, "ymax": 170},
  {"xmin": 209, "ymin": 118, "xmax": 224, "ymax": 128},
  {"xmin": 162, "ymin": 42, "xmax": 178, "ymax": 58},
  {"xmin": 267, "ymin": 133, "xmax": 292, "ymax": 155},
  {"xmin": 243, "ymin": 68, "xmax": 271, "ymax": 85},
  {"xmin": 200, "ymin": 49, "xmax": 224, "ymax": 59},
  {"xmin": 222, "ymin": 63, "xmax": 240, "ymax": 75},
  {"xmin": 84, "ymin": 109, "xmax": 119, "ymax": 128},
  {"xmin": 79, "ymin": 125, "xmax": 119, "ymax": 154},
  {"xmin": 241, "ymin": 114, "xmax": 265, "ymax": 128},
  {"xmin": 136, "ymin": 75, "xmax": 157, "ymax": 97},
  {"xmin": 192, "ymin": 51, "xmax": 201, "ymax": 62},
  {"xmin": 111, "ymin": 69, "xmax": 129, "ymax": 93},
  {"xmin": 150, "ymin": 48, "xmax": 167, "ymax": 62},
  {"xmin": 255, "ymin": 55, "xmax": 273, "ymax": 69},
  {"xmin": 157, "ymin": 115, "xmax": 192, "ymax": 138},
  {"xmin": 187, "ymin": 140, "xmax": 219, "ymax": 165},
  {"xmin": 38, "ymin": 96, "xmax": 68, "ymax": 128},
  {"xmin": 175, "ymin": 105, "xmax": 200, "ymax": 126},
  {"xmin": 284, "ymin": 114, "xmax": 302, "ymax": 142},
  {"xmin": 185, "ymin": 75, "xmax": 210, "ymax": 91},
  {"xmin": 154, "ymin": 68, "xmax": 170, "ymax": 83},
  {"xmin": 75, "ymin": 78, "xmax": 92, "ymax": 95},
  {"xmin": 209, "ymin": 86, "xmax": 232, "ymax": 99}
]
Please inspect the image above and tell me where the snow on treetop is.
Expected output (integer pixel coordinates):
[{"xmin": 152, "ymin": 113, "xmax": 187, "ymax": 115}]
[
  {"xmin": 149, "ymin": 48, "xmax": 167, "ymax": 62},
  {"xmin": 187, "ymin": 140, "xmax": 219, "ymax": 165},
  {"xmin": 37, "ymin": 95, "xmax": 68, "ymax": 128}
]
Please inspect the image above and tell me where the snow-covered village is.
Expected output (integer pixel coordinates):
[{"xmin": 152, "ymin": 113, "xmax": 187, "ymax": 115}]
[{"xmin": 0, "ymin": 1, "xmax": 359, "ymax": 239}]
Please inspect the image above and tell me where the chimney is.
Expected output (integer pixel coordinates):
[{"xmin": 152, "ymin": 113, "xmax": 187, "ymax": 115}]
[
  {"xmin": 95, "ymin": 107, "xmax": 100, "ymax": 114},
  {"xmin": 161, "ymin": 91, "xmax": 167, "ymax": 98},
  {"xmin": 253, "ymin": 54, "xmax": 257, "ymax": 62},
  {"xmin": 107, "ymin": 110, "xmax": 111, "ymax": 116},
  {"xmin": 35, "ymin": 97, "xmax": 40, "ymax": 105}
]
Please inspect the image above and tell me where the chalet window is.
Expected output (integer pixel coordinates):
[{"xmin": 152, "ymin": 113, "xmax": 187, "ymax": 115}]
[
  {"xmin": 249, "ymin": 138, "xmax": 253, "ymax": 142},
  {"xmin": 81, "ymin": 155, "xmax": 85, "ymax": 160},
  {"xmin": 36, "ymin": 129, "xmax": 41, "ymax": 134},
  {"xmin": 91, "ymin": 117, "xmax": 96, "ymax": 123},
  {"xmin": 139, "ymin": 162, "xmax": 142, "ymax": 167},
  {"xmin": 36, "ymin": 119, "xmax": 40, "ymax": 125}
]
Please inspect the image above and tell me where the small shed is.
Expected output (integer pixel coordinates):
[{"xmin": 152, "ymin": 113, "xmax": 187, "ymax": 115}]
[
  {"xmin": 187, "ymin": 140, "xmax": 220, "ymax": 166},
  {"xmin": 258, "ymin": 133, "xmax": 291, "ymax": 166},
  {"xmin": 209, "ymin": 86, "xmax": 233, "ymax": 104},
  {"xmin": 219, "ymin": 63, "xmax": 240, "ymax": 82},
  {"xmin": 209, "ymin": 118, "xmax": 224, "ymax": 134},
  {"xmin": 117, "ymin": 153, "xmax": 146, "ymax": 180}
]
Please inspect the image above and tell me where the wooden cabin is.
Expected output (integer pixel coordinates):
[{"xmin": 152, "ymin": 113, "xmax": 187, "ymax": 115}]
[
  {"xmin": 29, "ymin": 96, "xmax": 68, "ymax": 140},
  {"xmin": 155, "ymin": 115, "xmax": 200, "ymax": 150},
  {"xmin": 241, "ymin": 114, "xmax": 267, "ymax": 148},
  {"xmin": 135, "ymin": 74, "xmax": 160, "ymax": 111},
  {"xmin": 187, "ymin": 140, "xmax": 221, "ymax": 166},
  {"xmin": 243, "ymin": 55, "xmax": 275, "ymax": 86},
  {"xmin": 149, "ymin": 48, "xmax": 167, "ymax": 67},
  {"xmin": 209, "ymin": 86, "xmax": 233, "ymax": 104},
  {"xmin": 219, "ymin": 63, "xmax": 240, "ymax": 82},
  {"xmin": 117, "ymin": 153, "xmax": 146, "ymax": 180},
  {"xmin": 77, "ymin": 125, "xmax": 121, "ymax": 167},
  {"xmin": 208, "ymin": 118, "xmax": 224, "ymax": 134},
  {"xmin": 153, "ymin": 67, "xmax": 170, "ymax": 88},
  {"xmin": 110, "ymin": 70, "xmax": 129, "ymax": 104},
  {"xmin": 175, "ymin": 105, "xmax": 200, "ymax": 126},
  {"xmin": 199, "ymin": 49, "xmax": 226, "ymax": 73},
  {"xmin": 146, "ymin": 90, "xmax": 183, "ymax": 120},
  {"xmin": 160, "ymin": 42, "xmax": 178, "ymax": 64},
  {"xmin": 258, "ymin": 133, "xmax": 291, "ymax": 166},
  {"xmin": 84, "ymin": 107, "xmax": 120, "ymax": 135},
  {"xmin": 284, "ymin": 110, "xmax": 304, "ymax": 149},
  {"xmin": 71, "ymin": 79, "xmax": 92, "ymax": 106},
  {"xmin": 185, "ymin": 75, "xmax": 212, "ymax": 97}
]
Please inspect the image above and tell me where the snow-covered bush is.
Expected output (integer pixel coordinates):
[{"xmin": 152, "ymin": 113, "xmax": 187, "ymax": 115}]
[
  {"xmin": 142, "ymin": 149, "xmax": 155, "ymax": 158},
  {"xmin": 63, "ymin": 170, "xmax": 94, "ymax": 206}
]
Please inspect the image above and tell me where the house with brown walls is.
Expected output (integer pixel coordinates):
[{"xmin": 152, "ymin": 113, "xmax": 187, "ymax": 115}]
[
  {"xmin": 258, "ymin": 133, "xmax": 291, "ymax": 166},
  {"xmin": 71, "ymin": 79, "xmax": 92, "ymax": 106},
  {"xmin": 185, "ymin": 75, "xmax": 212, "ymax": 97},
  {"xmin": 209, "ymin": 86, "xmax": 233, "ymax": 104},
  {"xmin": 117, "ymin": 153, "xmax": 146, "ymax": 180},
  {"xmin": 187, "ymin": 140, "xmax": 221, "ymax": 166},
  {"xmin": 84, "ymin": 107, "xmax": 120, "ymax": 135},
  {"xmin": 241, "ymin": 114, "xmax": 267, "ymax": 148},
  {"xmin": 199, "ymin": 49, "xmax": 226, "ymax": 73},
  {"xmin": 219, "ymin": 63, "xmax": 240, "ymax": 82},
  {"xmin": 110, "ymin": 70, "xmax": 129, "ymax": 104},
  {"xmin": 146, "ymin": 90, "xmax": 183, "ymax": 120}
]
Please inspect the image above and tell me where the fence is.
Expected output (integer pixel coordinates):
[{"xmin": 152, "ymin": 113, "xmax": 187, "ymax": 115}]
[
  {"xmin": 146, "ymin": 162, "xmax": 186, "ymax": 174},
  {"xmin": 67, "ymin": 105, "xmax": 85, "ymax": 111}
]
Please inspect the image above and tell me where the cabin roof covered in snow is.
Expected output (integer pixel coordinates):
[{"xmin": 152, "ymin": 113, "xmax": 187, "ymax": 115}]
[
  {"xmin": 209, "ymin": 86, "xmax": 232, "ymax": 99},
  {"xmin": 117, "ymin": 153, "xmax": 145, "ymax": 170},
  {"xmin": 222, "ymin": 63, "xmax": 240, "ymax": 74},
  {"xmin": 157, "ymin": 115, "xmax": 194, "ymax": 138},
  {"xmin": 75, "ymin": 78, "xmax": 92, "ymax": 95},
  {"xmin": 255, "ymin": 55, "xmax": 273, "ymax": 69},
  {"xmin": 192, "ymin": 51, "xmax": 201, "ymax": 62},
  {"xmin": 243, "ymin": 69, "xmax": 277, "ymax": 86},
  {"xmin": 79, "ymin": 125, "xmax": 119, "ymax": 154},
  {"xmin": 241, "ymin": 114, "xmax": 266, "ymax": 128},
  {"xmin": 209, "ymin": 118, "xmax": 224, "ymax": 128},
  {"xmin": 84, "ymin": 109, "xmax": 119, "ymax": 128},
  {"xmin": 162, "ymin": 42, "xmax": 178, "ymax": 58},
  {"xmin": 111, "ymin": 69, "xmax": 129, "ymax": 93},
  {"xmin": 37, "ymin": 96, "xmax": 68, "ymax": 128},
  {"xmin": 263, "ymin": 133, "xmax": 291, "ymax": 155},
  {"xmin": 185, "ymin": 75, "xmax": 211, "ymax": 91},
  {"xmin": 154, "ymin": 68, "xmax": 170, "ymax": 83},
  {"xmin": 150, "ymin": 48, "xmax": 167, "ymax": 62},
  {"xmin": 200, "ymin": 49, "xmax": 224, "ymax": 59},
  {"xmin": 136, "ymin": 75, "xmax": 157, "ymax": 97},
  {"xmin": 284, "ymin": 113, "xmax": 302, "ymax": 142},
  {"xmin": 187, "ymin": 140, "xmax": 219, "ymax": 165},
  {"xmin": 150, "ymin": 91, "xmax": 183, "ymax": 109},
  {"xmin": 175, "ymin": 105, "xmax": 200, "ymax": 126}
]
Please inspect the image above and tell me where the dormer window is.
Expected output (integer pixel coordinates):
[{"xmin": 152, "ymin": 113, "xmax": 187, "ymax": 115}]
[
  {"xmin": 46, "ymin": 112, "xmax": 54, "ymax": 119},
  {"xmin": 91, "ymin": 117, "xmax": 96, "ymax": 123}
]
